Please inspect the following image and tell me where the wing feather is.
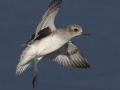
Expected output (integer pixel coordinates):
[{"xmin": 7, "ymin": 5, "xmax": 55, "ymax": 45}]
[
  {"xmin": 45, "ymin": 41, "xmax": 90, "ymax": 68},
  {"xmin": 34, "ymin": 0, "xmax": 62, "ymax": 39},
  {"xmin": 22, "ymin": 0, "xmax": 62, "ymax": 45}
]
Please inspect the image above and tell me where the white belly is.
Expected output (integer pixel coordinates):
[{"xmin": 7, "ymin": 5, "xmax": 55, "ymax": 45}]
[{"xmin": 33, "ymin": 35, "xmax": 67, "ymax": 56}]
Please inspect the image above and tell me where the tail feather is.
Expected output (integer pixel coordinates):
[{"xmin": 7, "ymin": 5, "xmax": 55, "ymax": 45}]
[
  {"xmin": 16, "ymin": 45, "xmax": 36, "ymax": 75},
  {"xmin": 16, "ymin": 62, "xmax": 32, "ymax": 75}
]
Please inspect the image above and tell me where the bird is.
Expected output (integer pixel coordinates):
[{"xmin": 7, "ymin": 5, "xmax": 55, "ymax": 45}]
[{"xmin": 16, "ymin": 0, "xmax": 90, "ymax": 88}]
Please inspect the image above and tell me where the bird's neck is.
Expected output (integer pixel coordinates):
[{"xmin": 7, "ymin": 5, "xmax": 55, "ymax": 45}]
[{"xmin": 54, "ymin": 29, "xmax": 73, "ymax": 41}]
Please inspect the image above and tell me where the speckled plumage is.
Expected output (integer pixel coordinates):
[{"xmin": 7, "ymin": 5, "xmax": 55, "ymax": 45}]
[{"xmin": 16, "ymin": 0, "xmax": 90, "ymax": 88}]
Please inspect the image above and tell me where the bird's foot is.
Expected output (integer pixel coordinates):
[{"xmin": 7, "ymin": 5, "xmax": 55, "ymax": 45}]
[{"xmin": 32, "ymin": 71, "xmax": 38, "ymax": 88}]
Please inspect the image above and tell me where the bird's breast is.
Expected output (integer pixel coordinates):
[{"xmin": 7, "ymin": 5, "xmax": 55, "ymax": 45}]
[{"xmin": 34, "ymin": 34, "xmax": 68, "ymax": 56}]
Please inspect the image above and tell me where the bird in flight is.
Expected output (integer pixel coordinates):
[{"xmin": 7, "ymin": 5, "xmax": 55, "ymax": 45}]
[{"xmin": 16, "ymin": 0, "xmax": 90, "ymax": 88}]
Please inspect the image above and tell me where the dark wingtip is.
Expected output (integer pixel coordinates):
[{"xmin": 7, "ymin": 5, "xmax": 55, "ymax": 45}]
[
  {"xmin": 86, "ymin": 33, "xmax": 90, "ymax": 36},
  {"xmin": 87, "ymin": 65, "xmax": 90, "ymax": 68},
  {"xmin": 84, "ymin": 62, "xmax": 90, "ymax": 69}
]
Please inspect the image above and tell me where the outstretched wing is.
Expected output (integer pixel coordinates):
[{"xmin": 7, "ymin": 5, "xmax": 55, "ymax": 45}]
[
  {"xmin": 22, "ymin": 27, "xmax": 52, "ymax": 46},
  {"xmin": 34, "ymin": 0, "xmax": 62, "ymax": 40},
  {"xmin": 22, "ymin": 0, "xmax": 62, "ymax": 46},
  {"xmin": 45, "ymin": 41, "xmax": 90, "ymax": 68}
]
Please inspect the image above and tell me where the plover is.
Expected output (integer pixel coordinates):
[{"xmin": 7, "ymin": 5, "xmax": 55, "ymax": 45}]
[{"xmin": 16, "ymin": 0, "xmax": 90, "ymax": 88}]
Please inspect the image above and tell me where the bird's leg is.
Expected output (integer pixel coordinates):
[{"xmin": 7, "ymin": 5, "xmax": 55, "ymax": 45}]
[{"xmin": 32, "ymin": 58, "xmax": 38, "ymax": 88}]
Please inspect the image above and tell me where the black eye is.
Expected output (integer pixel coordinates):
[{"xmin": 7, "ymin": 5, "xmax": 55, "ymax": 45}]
[{"xmin": 74, "ymin": 28, "xmax": 78, "ymax": 32}]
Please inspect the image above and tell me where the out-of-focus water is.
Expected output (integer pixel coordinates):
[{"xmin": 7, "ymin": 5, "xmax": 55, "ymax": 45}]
[{"xmin": 0, "ymin": 0, "xmax": 119, "ymax": 90}]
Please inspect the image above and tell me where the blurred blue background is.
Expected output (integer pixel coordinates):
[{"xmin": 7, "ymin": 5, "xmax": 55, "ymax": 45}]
[{"xmin": 0, "ymin": 0, "xmax": 120, "ymax": 90}]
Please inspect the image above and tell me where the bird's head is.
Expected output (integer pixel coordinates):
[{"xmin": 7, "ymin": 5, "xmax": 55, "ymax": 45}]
[{"xmin": 66, "ymin": 24, "xmax": 90, "ymax": 38}]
